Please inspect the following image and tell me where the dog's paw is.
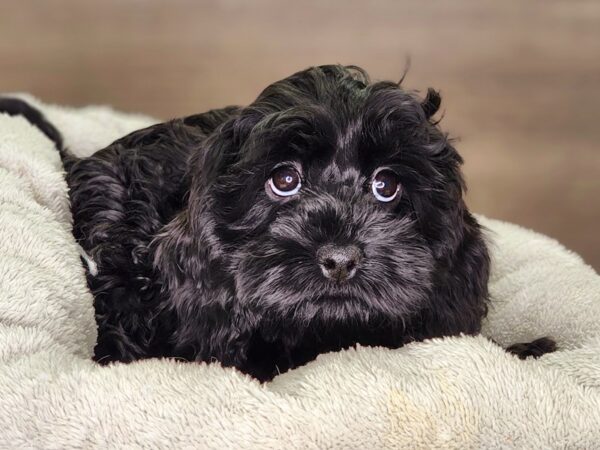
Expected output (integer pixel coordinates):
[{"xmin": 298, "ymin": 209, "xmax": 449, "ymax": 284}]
[{"xmin": 506, "ymin": 337, "xmax": 557, "ymax": 359}]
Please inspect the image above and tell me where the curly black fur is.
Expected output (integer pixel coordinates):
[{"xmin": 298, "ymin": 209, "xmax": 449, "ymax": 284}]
[
  {"xmin": 3, "ymin": 66, "xmax": 503, "ymax": 381},
  {"xmin": 506, "ymin": 337, "xmax": 557, "ymax": 359}
]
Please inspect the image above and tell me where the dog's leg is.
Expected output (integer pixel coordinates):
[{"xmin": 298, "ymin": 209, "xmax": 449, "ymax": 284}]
[{"xmin": 505, "ymin": 337, "xmax": 557, "ymax": 359}]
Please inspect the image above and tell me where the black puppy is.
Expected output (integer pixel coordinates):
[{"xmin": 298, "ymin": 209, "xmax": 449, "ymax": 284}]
[{"xmin": 0, "ymin": 66, "xmax": 555, "ymax": 381}]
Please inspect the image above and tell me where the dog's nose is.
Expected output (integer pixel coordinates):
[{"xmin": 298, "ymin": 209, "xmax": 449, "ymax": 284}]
[{"xmin": 316, "ymin": 244, "xmax": 362, "ymax": 282}]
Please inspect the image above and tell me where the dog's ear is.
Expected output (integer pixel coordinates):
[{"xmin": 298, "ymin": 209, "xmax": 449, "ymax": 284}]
[
  {"xmin": 421, "ymin": 88, "xmax": 441, "ymax": 119},
  {"xmin": 151, "ymin": 212, "xmax": 256, "ymax": 370},
  {"xmin": 411, "ymin": 209, "xmax": 490, "ymax": 341},
  {"xmin": 186, "ymin": 118, "xmax": 241, "ymax": 214}
]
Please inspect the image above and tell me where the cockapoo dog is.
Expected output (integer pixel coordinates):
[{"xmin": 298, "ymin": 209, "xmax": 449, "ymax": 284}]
[{"xmin": 0, "ymin": 65, "xmax": 555, "ymax": 381}]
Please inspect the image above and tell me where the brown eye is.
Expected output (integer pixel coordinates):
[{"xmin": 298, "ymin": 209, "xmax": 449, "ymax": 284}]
[
  {"xmin": 372, "ymin": 169, "xmax": 400, "ymax": 202},
  {"xmin": 268, "ymin": 165, "xmax": 302, "ymax": 197}
]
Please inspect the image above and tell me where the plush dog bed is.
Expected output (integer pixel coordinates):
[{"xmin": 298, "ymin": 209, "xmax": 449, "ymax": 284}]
[{"xmin": 1, "ymin": 95, "xmax": 599, "ymax": 448}]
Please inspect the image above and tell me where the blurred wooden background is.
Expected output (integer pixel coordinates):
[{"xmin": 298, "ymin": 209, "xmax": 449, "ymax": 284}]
[{"xmin": 2, "ymin": 0, "xmax": 599, "ymax": 269}]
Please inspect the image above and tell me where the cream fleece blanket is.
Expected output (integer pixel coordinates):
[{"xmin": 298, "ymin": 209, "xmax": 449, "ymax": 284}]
[{"xmin": 1, "ymin": 95, "xmax": 599, "ymax": 449}]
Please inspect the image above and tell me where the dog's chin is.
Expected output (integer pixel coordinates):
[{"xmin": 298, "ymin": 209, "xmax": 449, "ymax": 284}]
[
  {"xmin": 248, "ymin": 289, "xmax": 422, "ymax": 330},
  {"xmin": 312, "ymin": 294, "xmax": 358, "ymax": 302}
]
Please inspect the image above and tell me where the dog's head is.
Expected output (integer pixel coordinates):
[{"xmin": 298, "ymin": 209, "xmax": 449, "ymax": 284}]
[{"xmin": 160, "ymin": 65, "xmax": 489, "ymax": 352}]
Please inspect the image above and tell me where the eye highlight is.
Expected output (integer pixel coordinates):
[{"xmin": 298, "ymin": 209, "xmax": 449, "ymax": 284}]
[
  {"xmin": 372, "ymin": 168, "xmax": 401, "ymax": 202},
  {"xmin": 268, "ymin": 165, "xmax": 302, "ymax": 197}
]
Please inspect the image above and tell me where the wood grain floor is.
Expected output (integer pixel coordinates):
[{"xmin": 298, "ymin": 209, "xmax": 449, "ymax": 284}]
[{"xmin": 2, "ymin": 0, "xmax": 599, "ymax": 269}]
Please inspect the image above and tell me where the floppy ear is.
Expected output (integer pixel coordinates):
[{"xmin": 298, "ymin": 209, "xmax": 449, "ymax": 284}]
[
  {"xmin": 151, "ymin": 206, "xmax": 256, "ymax": 369},
  {"xmin": 408, "ymin": 207, "xmax": 490, "ymax": 343},
  {"xmin": 188, "ymin": 121, "xmax": 236, "ymax": 195},
  {"xmin": 186, "ymin": 110, "xmax": 262, "ymax": 219},
  {"xmin": 421, "ymin": 88, "xmax": 442, "ymax": 119}
]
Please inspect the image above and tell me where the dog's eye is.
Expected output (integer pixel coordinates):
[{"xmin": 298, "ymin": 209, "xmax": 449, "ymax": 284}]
[
  {"xmin": 372, "ymin": 169, "xmax": 401, "ymax": 202},
  {"xmin": 268, "ymin": 165, "xmax": 302, "ymax": 197}
]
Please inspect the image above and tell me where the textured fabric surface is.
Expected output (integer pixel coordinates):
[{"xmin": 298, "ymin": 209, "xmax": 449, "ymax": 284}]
[{"xmin": 1, "ymin": 97, "xmax": 599, "ymax": 448}]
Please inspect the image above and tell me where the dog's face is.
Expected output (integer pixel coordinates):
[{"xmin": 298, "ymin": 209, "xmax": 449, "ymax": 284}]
[{"xmin": 177, "ymin": 65, "xmax": 488, "ymax": 344}]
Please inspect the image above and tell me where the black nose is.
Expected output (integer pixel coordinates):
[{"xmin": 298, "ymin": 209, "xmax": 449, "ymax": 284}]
[{"xmin": 316, "ymin": 244, "xmax": 362, "ymax": 282}]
